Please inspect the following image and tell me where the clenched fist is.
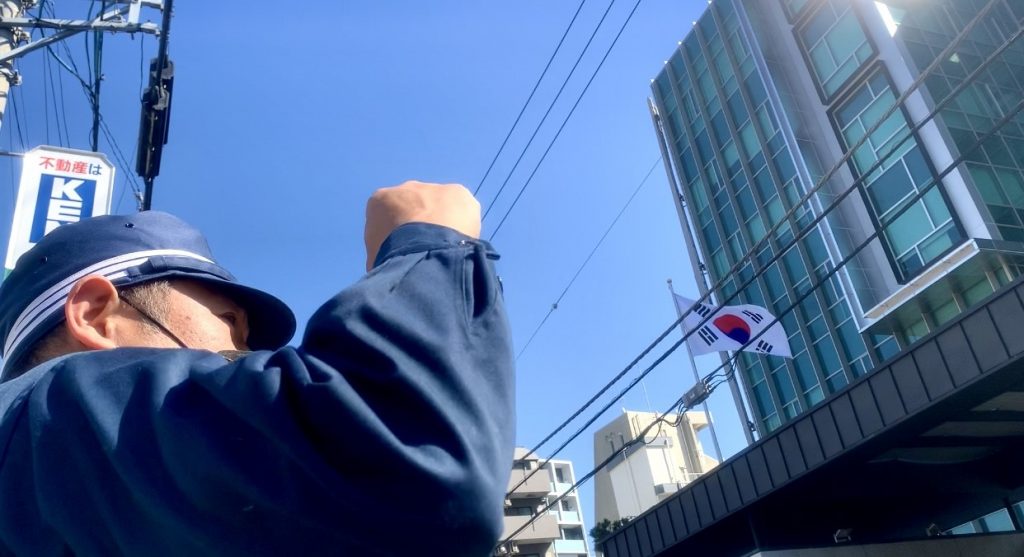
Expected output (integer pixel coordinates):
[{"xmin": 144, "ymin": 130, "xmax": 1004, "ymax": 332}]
[{"xmin": 364, "ymin": 181, "xmax": 482, "ymax": 271}]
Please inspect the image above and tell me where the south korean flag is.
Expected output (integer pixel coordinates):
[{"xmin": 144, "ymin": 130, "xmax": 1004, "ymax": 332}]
[{"xmin": 673, "ymin": 294, "xmax": 793, "ymax": 358}]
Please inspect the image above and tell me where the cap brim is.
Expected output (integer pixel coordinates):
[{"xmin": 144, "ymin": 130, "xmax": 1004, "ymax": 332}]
[{"xmin": 192, "ymin": 277, "xmax": 297, "ymax": 351}]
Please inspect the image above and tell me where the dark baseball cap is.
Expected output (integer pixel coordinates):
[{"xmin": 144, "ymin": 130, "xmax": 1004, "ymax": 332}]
[{"xmin": 0, "ymin": 211, "xmax": 296, "ymax": 378}]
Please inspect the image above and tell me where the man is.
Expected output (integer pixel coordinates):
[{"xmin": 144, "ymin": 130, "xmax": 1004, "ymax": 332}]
[{"xmin": 0, "ymin": 181, "xmax": 514, "ymax": 556}]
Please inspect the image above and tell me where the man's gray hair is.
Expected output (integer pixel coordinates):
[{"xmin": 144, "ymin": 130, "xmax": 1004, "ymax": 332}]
[{"xmin": 6, "ymin": 280, "xmax": 173, "ymax": 380}]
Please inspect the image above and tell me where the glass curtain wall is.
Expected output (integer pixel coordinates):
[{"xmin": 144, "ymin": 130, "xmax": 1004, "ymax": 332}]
[{"xmin": 652, "ymin": 0, "xmax": 871, "ymax": 434}]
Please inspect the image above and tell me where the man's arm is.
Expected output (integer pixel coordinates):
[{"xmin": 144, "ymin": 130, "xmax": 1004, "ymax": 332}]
[{"xmin": 9, "ymin": 183, "xmax": 515, "ymax": 556}]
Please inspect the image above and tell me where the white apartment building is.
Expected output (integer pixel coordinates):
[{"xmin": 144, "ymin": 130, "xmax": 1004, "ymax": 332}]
[{"xmin": 500, "ymin": 448, "xmax": 591, "ymax": 557}]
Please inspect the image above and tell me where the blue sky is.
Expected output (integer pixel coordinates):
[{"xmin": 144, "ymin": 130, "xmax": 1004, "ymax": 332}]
[{"xmin": 3, "ymin": 0, "xmax": 746, "ymax": 538}]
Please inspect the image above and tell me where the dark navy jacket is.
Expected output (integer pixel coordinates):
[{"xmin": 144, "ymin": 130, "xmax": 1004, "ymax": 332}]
[{"xmin": 0, "ymin": 223, "xmax": 515, "ymax": 556}]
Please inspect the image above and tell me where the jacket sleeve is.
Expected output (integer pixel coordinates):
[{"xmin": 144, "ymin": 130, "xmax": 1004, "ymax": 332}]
[{"xmin": 16, "ymin": 223, "xmax": 515, "ymax": 557}]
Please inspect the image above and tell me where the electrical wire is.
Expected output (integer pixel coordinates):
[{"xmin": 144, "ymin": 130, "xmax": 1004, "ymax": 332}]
[
  {"xmin": 687, "ymin": 99, "xmax": 1024, "ymax": 428},
  {"xmin": 13, "ymin": 77, "xmax": 30, "ymax": 144},
  {"xmin": 5, "ymin": 111, "xmax": 15, "ymax": 206},
  {"xmin": 45, "ymin": 45, "xmax": 145, "ymax": 200},
  {"xmin": 498, "ymin": 92, "xmax": 1024, "ymax": 548},
  {"xmin": 473, "ymin": 0, "xmax": 589, "ymax": 196},
  {"xmin": 8, "ymin": 90, "xmax": 25, "ymax": 150},
  {"xmin": 485, "ymin": 0, "xmax": 644, "ymax": 240},
  {"xmin": 49, "ymin": 4, "xmax": 72, "ymax": 149},
  {"xmin": 116, "ymin": 32, "xmax": 147, "ymax": 213},
  {"xmin": 45, "ymin": 48, "xmax": 66, "ymax": 147},
  {"xmin": 506, "ymin": 0, "xmax": 1011, "ymax": 494},
  {"xmin": 481, "ymin": 0, "xmax": 617, "ymax": 217},
  {"xmin": 42, "ymin": 44, "xmax": 51, "ymax": 145},
  {"xmin": 498, "ymin": 393, "xmax": 689, "ymax": 550},
  {"xmin": 515, "ymin": 156, "xmax": 661, "ymax": 360},
  {"xmin": 35, "ymin": 1, "xmax": 68, "ymax": 148},
  {"xmin": 98, "ymin": 115, "xmax": 143, "ymax": 200}
]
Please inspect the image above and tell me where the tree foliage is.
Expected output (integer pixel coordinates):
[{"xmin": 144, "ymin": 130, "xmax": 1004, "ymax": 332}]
[{"xmin": 589, "ymin": 517, "xmax": 633, "ymax": 542}]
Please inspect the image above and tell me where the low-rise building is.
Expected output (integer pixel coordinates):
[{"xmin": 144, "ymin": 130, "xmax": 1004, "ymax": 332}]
[
  {"xmin": 501, "ymin": 448, "xmax": 591, "ymax": 557},
  {"xmin": 593, "ymin": 410, "xmax": 718, "ymax": 525}
]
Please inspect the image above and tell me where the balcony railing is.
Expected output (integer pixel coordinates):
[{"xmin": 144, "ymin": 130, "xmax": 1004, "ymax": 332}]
[
  {"xmin": 502, "ymin": 513, "xmax": 559, "ymax": 544},
  {"xmin": 554, "ymin": 538, "xmax": 588, "ymax": 554},
  {"xmin": 558, "ymin": 510, "xmax": 581, "ymax": 523},
  {"xmin": 507, "ymin": 467, "xmax": 552, "ymax": 497}
]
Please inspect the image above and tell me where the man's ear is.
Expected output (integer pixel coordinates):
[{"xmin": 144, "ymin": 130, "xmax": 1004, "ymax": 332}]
[{"xmin": 64, "ymin": 275, "xmax": 122, "ymax": 350}]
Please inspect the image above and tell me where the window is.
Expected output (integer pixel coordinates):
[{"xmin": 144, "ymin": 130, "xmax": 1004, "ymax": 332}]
[
  {"xmin": 798, "ymin": 0, "xmax": 873, "ymax": 98},
  {"xmin": 561, "ymin": 526, "xmax": 584, "ymax": 540},
  {"xmin": 835, "ymin": 71, "xmax": 962, "ymax": 279},
  {"xmin": 555, "ymin": 467, "xmax": 566, "ymax": 483},
  {"xmin": 782, "ymin": 0, "xmax": 811, "ymax": 22},
  {"xmin": 506, "ymin": 506, "xmax": 533, "ymax": 517}
]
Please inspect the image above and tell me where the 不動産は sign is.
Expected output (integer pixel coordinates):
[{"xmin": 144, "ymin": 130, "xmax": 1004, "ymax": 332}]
[{"xmin": 4, "ymin": 146, "xmax": 115, "ymax": 277}]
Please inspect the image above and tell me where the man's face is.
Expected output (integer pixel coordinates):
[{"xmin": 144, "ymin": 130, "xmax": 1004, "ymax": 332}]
[{"xmin": 123, "ymin": 280, "xmax": 250, "ymax": 352}]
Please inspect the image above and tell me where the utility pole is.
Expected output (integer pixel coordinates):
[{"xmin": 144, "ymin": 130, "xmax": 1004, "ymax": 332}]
[
  {"xmin": 90, "ymin": 2, "xmax": 104, "ymax": 152},
  {"xmin": 0, "ymin": 0, "xmax": 30, "ymax": 134},
  {"xmin": 136, "ymin": 0, "xmax": 173, "ymax": 211}
]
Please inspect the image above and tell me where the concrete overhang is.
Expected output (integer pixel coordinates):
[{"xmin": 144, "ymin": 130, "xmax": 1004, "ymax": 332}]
[
  {"xmin": 601, "ymin": 276, "xmax": 1024, "ymax": 557},
  {"xmin": 862, "ymin": 238, "xmax": 1024, "ymax": 336}
]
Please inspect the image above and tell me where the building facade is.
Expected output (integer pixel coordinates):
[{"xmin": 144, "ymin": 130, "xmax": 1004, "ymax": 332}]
[
  {"xmin": 650, "ymin": 0, "xmax": 1024, "ymax": 436},
  {"xmin": 593, "ymin": 410, "xmax": 718, "ymax": 526},
  {"xmin": 502, "ymin": 448, "xmax": 591, "ymax": 557}
]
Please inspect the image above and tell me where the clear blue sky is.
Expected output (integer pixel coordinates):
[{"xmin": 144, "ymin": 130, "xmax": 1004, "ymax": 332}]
[{"xmin": 3, "ymin": 0, "xmax": 745, "ymax": 539}]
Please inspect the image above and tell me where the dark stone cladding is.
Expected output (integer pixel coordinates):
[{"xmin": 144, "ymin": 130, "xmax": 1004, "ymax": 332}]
[{"xmin": 599, "ymin": 276, "xmax": 1024, "ymax": 556}]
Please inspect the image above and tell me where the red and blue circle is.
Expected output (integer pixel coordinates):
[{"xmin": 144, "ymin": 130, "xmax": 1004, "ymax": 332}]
[{"xmin": 713, "ymin": 314, "xmax": 751, "ymax": 344}]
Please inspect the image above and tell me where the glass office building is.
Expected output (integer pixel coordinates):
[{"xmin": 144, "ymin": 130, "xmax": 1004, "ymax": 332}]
[{"xmin": 650, "ymin": 0, "xmax": 1024, "ymax": 435}]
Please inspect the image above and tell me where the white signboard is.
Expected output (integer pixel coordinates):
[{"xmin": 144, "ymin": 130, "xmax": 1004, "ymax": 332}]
[{"xmin": 5, "ymin": 146, "xmax": 115, "ymax": 276}]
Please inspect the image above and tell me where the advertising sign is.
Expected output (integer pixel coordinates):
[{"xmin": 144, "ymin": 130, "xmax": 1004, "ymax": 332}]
[{"xmin": 4, "ymin": 146, "xmax": 116, "ymax": 277}]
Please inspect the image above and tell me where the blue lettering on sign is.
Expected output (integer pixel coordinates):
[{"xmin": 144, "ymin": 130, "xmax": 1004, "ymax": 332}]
[{"xmin": 30, "ymin": 174, "xmax": 96, "ymax": 242}]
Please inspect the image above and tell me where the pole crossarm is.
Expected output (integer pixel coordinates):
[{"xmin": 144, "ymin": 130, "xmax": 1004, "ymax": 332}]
[
  {"xmin": 0, "ymin": 17, "xmax": 158, "ymax": 34},
  {"xmin": 105, "ymin": 0, "xmax": 162, "ymax": 8},
  {"xmin": 0, "ymin": 2, "xmax": 161, "ymax": 64},
  {"xmin": 0, "ymin": 26, "xmax": 76, "ymax": 64}
]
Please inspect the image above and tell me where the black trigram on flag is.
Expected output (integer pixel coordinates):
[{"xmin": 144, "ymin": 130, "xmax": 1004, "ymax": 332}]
[
  {"xmin": 755, "ymin": 340, "xmax": 773, "ymax": 354},
  {"xmin": 742, "ymin": 310, "xmax": 764, "ymax": 324},
  {"xmin": 694, "ymin": 303, "xmax": 712, "ymax": 318},
  {"xmin": 698, "ymin": 326, "xmax": 719, "ymax": 345}
]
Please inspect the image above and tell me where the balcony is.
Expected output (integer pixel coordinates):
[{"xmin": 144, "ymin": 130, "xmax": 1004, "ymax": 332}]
[
  {"xmin": 507, "ymin": 466, "xmax": 551, "ymax": 497},
  {"xmin": 558, "ymin": 510, "xmax": 581, "ymax": 523},
  {"xmin": 554, "ymin": 538, "xmax": 588, "ymax": 555},
  {"xmin": 502, "ymin": 513, "xmax": 559, "ymax": 545},
  {"xmin": 550, "ymin": 481, "xmax": 575, "ymax": 495}
]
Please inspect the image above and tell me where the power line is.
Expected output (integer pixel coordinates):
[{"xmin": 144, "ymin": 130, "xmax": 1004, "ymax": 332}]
[
  {"xmin": 42, "ymin": 42, "xmax": 51, "ymax": 145},
  {"xmin": 480, "ymin": 0, "xmax": 617, "ymax": 217},
  {"xmin": 507, "ymin": 0, "xmax": 1009, "ymax": 492},
  {"xmin": 36, "ymin": 1, "xmax": 68, "ymax": 148},
  {"xmin": 473, "ymin": 0, "xmax": 589, "ymax": 196},
  {"xmin": 516, "ymin": 156, "xmax": 661, "ymax": 360},
  {"xmin": 43, "ymin": 2, "xmax": 72, "ymax": 148},
  {"xmin": 8, "ymin": 88, "xmax": 25, "ymax": 150},
  {"xmin": 116, "ymin": 32, "xmax": 147, "ymax": 214},
  {"xmin": 498, "ymin": 395, "xmax": 687, "ymax": 551},
  {"xmin": 98, "ymin": 114, "xmax": 143, "ymax": 201},
  {"xmin": 499, "ymin": 90, "xmax": 1024, "ymax": 547},
  {"xmin": 486, "ymin": 0, "xmax": 644, "ymax": 241},
  {"xmin": 45, "ymin": 43, "xmax": 145, "ymax": 201},
  {"xmin": 13, "ymin": 76, "xmax": 30, "ymax": 143}
]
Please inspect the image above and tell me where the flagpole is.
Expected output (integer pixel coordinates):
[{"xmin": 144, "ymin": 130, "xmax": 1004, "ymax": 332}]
[{"xmin": 668, "ymin": 279, "xmax": 724, "ymax": 464}]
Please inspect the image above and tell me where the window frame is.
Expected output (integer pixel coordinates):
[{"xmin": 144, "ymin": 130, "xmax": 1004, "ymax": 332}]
[
  {"xmin": 793, "ymin": 0, "xmax": 878, "ymax": 103},
  {"xmin": 826, "ymin": 63, "xmax": 966, "ymax": 283}
]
